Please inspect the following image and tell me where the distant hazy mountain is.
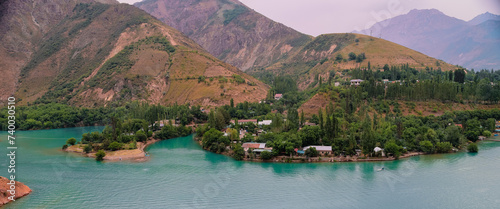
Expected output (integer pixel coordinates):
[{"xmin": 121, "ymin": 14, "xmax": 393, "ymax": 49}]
[
  {"xmin": 356, "ymin": 9, "xmax": 500, "ymax": 70},
  {"xmin": 468, "ymin": 12, "xmax": 500, "ymax": 25}
]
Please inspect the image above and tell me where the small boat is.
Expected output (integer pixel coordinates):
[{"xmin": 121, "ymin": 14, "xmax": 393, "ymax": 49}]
[{"xmin": 377, "ymin": 167, "xmax": 385, "ymax": 171}]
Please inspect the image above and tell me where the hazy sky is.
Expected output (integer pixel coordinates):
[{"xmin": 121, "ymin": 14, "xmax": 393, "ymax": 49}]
[{"xmin": 119, "ymin": 0, "xmax": 500, "ymax": 36}]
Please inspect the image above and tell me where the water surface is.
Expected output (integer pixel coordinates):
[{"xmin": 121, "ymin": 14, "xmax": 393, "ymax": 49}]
[{"xmin": 1, "ymin": 127, "xmax": 499, "ymax": 208}]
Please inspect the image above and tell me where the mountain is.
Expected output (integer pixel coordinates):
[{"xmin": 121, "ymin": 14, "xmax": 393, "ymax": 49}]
[
  {"xmin": 135, "ymin": 0, "xmax": 312, "ymax": 71},
  {"xmin": 0, "ymin": 0, "xmax": 268, "ymax": 106},
  {"xmin": 468, "ymin": 12, "xmax": 500, "ymax": 25},
  {"xmin": 357, "ymin": 9, "xmax": 500, "ymax": 70},
  {"xmin": 251, "ymin": 33, "xmax": 455, "ymax": 90}
]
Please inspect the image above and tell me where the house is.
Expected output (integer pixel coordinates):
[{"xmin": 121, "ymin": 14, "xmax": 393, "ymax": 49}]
[
  {"xmin": 334, "ymin": 82, "xmax": 341, "ymax": 87},
  {"xmin": 455, "ymin": 124, "xmax": 463, "ymax": 129},
  {"xmin": 382, "ymin": 79, "xmax": 390, "ymax": 84},
  {"xmin": 258, "ymin": 120, "xmax": 272, "ymax": 126},
  {"xmin": 274, "ymin": 94, "xmax": 283, "ymax": 100},
  {"xmin": 350, "ymin": 79, "xmax": 364, "ymax": 86},
  {"xmin": 231, "ymin": 119, "xmax": 258, "ymax": 125},
  {"xmin": 304, "ymin": 122, "xmax": 317, "ymax": 126},
  {"xmin": 242, "ymin": 142, "xmax": 267, "ymax": 152},
  {"xmin": 303, "ymin": 146, "xmax": 332, "ymax": 155}
]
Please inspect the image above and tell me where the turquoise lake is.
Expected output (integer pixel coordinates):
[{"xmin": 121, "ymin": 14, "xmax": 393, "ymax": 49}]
[{"xmin": 1, "ymin": 127, "xmax": 500, "ymax": 208}]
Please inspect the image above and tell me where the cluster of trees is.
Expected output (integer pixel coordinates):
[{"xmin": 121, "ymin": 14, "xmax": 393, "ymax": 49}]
[
  {"xmin": 348, "ymin": 66, "xmax": 500, "ymax": 103},
  {"xmin": 1, "ymin": 101, "xmax": 207, "ymax": 131},
  {"xmin": 0, "ymin": 103, "xmax": 114, "ymax": 131}
]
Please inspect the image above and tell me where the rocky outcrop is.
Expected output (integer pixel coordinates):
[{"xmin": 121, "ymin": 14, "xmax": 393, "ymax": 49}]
[{"xmin": 0, "ymin": 176, "xmax": 32, "ymax": 206}]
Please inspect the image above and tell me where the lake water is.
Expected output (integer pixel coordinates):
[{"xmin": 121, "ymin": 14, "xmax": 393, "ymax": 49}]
[{"xmin": 1, "ymin": 127, "xmax": 500, "ymax": 209}]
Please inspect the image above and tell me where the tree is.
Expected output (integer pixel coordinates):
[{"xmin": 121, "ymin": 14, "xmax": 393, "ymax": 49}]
[
  {"xmin": 419, "ymin": 140, "xmax": 434, "ymax": 154},
  {"xmin": 467, "ymin": 143, "xmax": 478, "ymax": 153},
  {"xmin": 62, "ymin": 144, "xmax": 68, "ymax": 150},
  {"xmin": 95, "ymin": 150, "xmax": 106, "ymax": 161},
  {"xmin": 66, "ymin": 137, "xmax": 77, "ymax": 145},
  {"xmin": 436, "ymin": 142, "xmax": 453, "ymax": 153},
  {"xmin": 318, "ymin": 108, "xmax": 324, "ymax": 131},
  {"xmin": 208, "ymin": 110, "xmax": 216, "ymax": 129},
  {"xmin": 299, "ymin": 125, "xmax": 321, "ymax": 147},
  {"xmin": 260, "ymin": 151, "xmax": 273, "ymax": 160},
  {"xmin": 135, "ymin": 130, "xmax": 147, "ymax": 142},
  {"xmin": 287, "ymin": 108, "xmax": 299, "ymax": 131},
  {"xmin": 305, "ymin": 147, "xmax": 319, "ymax": 157},
  {"xmin": 202, "ymin": 128, "xmax": 224, "ymax": 151},
  {"xmin": 108, "ymin": 142, "xmax": 122, "ymax": 151},
  {"xmin": 300, "ymin": 110, "xmax": 305, "ymax": 127},
  {"xmin": 454, "ymin": 69, "xmax": 465, "ymax": 83},
  {"xmin": 230, "ymin": 98, "xmax": 234, "ymax": 108},
  {"xmin": 335, "ymin": 53, "xmax": 343, "ymax": 61},
  {"xmin": 384, "ymin": 140, "xmax": 402, "ymax": 159},
  {"xmin": 483, "ymin": 130, "xmax": 492, "ymax": 137},
  {"xmin": 233, "ymin": 144, "xmax": 245, "ymax": 160},
  {"xmin": 348, "ymin": 52, "xmax": 357, "ymax": 61},
  {"xmin": 444, "ymin": 125, "xmax": 462, "ymax": 147},
  {"xmin": 84, "ymin": 145, "xmax": 92, "ymax": 153}
]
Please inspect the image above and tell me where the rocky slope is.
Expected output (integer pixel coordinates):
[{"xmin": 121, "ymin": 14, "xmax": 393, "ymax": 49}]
[
  {"xmin": 0, "ymin": 176, "xmax": 32, "ymax": 206},
  {"xmin": 0, "ymin": 0, "xmax": 268, "ymax": 107},
  {"xmin": 135, "ymin": 0, "xmax": 311, "ymax": 71},
  {"xmin": 357, "ymin": 9, "xmax": 500, "ymax": 70},
  {"xmin": 251, "ymin": 33, "xmax": 456, "ymax": 90}
]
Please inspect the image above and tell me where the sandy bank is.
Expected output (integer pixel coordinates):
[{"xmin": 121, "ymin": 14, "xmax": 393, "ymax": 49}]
[{"xmin": 65, "ymin": 139, "xmax": 160, "ymax": 162}]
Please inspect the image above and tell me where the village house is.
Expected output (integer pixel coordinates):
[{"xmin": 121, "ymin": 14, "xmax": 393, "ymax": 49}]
[
  {"xmin": 231, "ymin": 119, "xmax": 258, "ymax": 125},
  {"xmin": 303, "ymin": 146, "xmax": 333, "ymax": 155},
  {"xmin": 242, "ymin": 143, "xmax": 272, "ymax": 155},
  {"xmin": 258, "ymin": 120, "xmax": 272, "ymax": 126},
  {"xmin": 274, "ymin": 94, "xmax": 283, "ymax": 100},
  {"xmin": 350, "ymin": 79, "xmax": 364, "ymax": 86}
]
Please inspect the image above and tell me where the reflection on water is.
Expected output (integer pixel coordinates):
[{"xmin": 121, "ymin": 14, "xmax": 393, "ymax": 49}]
[{"xmin": 1, "ymin": 127, "xmax": 500, "ymax": 209}]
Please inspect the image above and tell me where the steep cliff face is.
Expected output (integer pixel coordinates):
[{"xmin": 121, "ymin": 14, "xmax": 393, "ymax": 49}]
[
  {"xmin": 1, "ymin": 0, "xmax": 268, "ymax": 107},
  {"xmin": 136, "ymin": 0, "xmax": 311, "ymax": 71},
  {"xmin": 0, "ymin": 0, "xmax": 118, "ymax": 101}
]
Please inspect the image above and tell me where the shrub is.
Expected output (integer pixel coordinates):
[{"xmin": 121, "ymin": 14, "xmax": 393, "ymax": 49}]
[
  {"xmin": 84, "ymin": 145, "xmax": 92, "ymax": 153},
  {"xmin": 108, "ymin": 142, "xmax": 122, "ymax": 151},
  {"xmin": 348, "ymin": 52, "xmax": 357, "ymax": 61},
  {"xmin": 467, "ymin": 143, "xmax": 478, "ymax": 153},
  {"xmin": 66, "ymin": 137, "xmax": 77, "ymax": 145},
  {"xmin": 419, "ymin": 140, "xmax": 434, "ymax": 154},
  {"xmin": 436, "ymin": 142, "xmax": 453, "ymax": 153},
  {"xmin": 305, "ymin": 147, "xmax": 319, "ymax": 157},
  {"xmin": 483, "ymin": 130, "xmax": 492, "ymax": 137},
  {"xmin": 95, "ymin": 150, "xmax": 106, "ymax": 161},
  {"xmin": 136, "ymin": 130, "xmax": 147, "ymax": 142},
  {"xmin": 260, "ymin": 151, "xmax": 273, "ymax": 160},
  {"xmin": 62, "ymin": 144, "xmax": 68, "ymax": 150}
]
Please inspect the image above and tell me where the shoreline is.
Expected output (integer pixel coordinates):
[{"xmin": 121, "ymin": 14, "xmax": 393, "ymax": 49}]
[
  {"xmin": 65, "ymin": 138, "xmax": 160, "ymax": 162},
  {"xmin": 193, "ymin": 137, "xmax": 453, "ymax": 164}
]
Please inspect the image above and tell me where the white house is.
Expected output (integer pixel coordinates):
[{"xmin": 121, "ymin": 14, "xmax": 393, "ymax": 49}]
[
  {"xmin": 350, "ymin": 79, "xmax": 364, "ymax": 86},
  {"xmin": 258, "ymin": 120, "xmax": 272, "ymax": 126},
  {"xmin": 303, "ymin": 146, "xmax": 332, "ymax": 155}
]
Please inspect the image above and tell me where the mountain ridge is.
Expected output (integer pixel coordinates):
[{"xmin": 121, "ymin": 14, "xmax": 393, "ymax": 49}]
[
  {"xmin": 0, "ymin": 0, "xmax": 269, "ymax": 106},
  {"xmin": 357, "ymin": 9, "xmax": 500, "ymax": 70}
]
